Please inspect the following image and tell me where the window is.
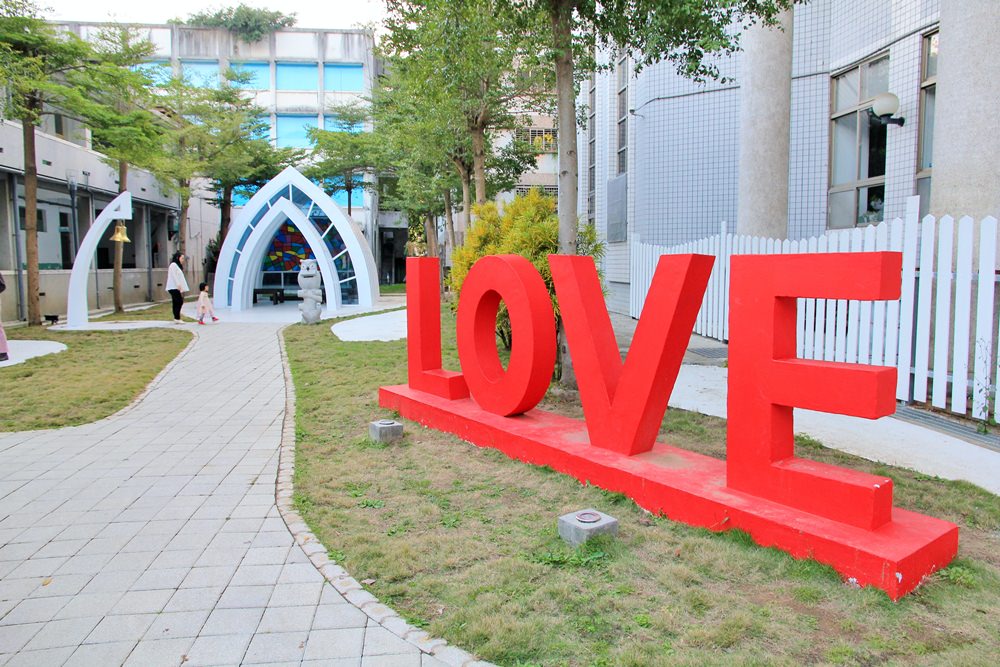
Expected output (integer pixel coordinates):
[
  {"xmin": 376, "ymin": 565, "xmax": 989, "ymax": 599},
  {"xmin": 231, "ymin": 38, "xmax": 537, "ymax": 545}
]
[
  {"xmin": 275, "ymin": 115, "xmax": 319, "ymax": 148},
  {"xmin": 514, "ymin": 185, "xmax": 558, "ymax": 197},
  {"xmin": 323, "ymin": 63, "xmax": 364, "ymax": 92},
  {"xmin": 276, "ymin": 63, "xmax": 319, "ymax": 91},
  {"xmin": 323, "ymin": 115, "xmax": 363, "ymax": 133},
  {"xmin": 18, "ymin": 207, "xmax": 45, "ymax": 233},
  {"xmin": 587, "ymin": 74, "xmax": 596, "ymax": 223},
  {"xmin": 917, "ymin": 32, "xmax": 938, "ymax": 218},
  {"xmin": 515, "ymin": 128, "xmax": 557, "ymax": 153},
  {"xmin": 180, "ymin": 60, "xmax": 219, "ymax": 88},
  {"xmin": 231, "ymin": 62, "xmax": 270, "ymax": 90},
  {"xmin": 134, "ymin": 60, "xmax": 172, "ymax": 86},
  {"xmin": 828, "ymin": 55, "xmax": 890, "ymax": 229},
  {"xmin": 53, "ymin": 114, "xmax": 66, "ymax": 137},
  {"xmin": 616, "ymin": 55, "xmax": 628, "ymax": 175}
]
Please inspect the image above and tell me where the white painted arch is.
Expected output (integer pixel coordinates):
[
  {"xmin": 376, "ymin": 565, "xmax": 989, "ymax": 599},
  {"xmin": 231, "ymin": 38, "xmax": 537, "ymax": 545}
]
[
  {"xmin": 66, "ymin": 191, "xmax": 133, "ymax": 329},
  {"xmin": 213, "ymin": 166, "xmax": 378, "ymax": 314}
]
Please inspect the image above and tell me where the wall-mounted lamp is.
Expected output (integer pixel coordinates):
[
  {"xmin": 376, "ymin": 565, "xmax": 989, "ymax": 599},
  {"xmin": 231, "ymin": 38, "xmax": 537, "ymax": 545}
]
[{"xmin": 869, "ymin": 92, "xmax": 905, "ymax": 126}]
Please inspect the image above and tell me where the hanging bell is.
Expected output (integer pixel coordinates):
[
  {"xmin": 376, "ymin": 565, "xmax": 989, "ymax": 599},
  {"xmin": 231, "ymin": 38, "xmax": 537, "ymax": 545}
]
[{"xmin": 109, "ymin": 221, "xmax": 130, "ymax": 243}]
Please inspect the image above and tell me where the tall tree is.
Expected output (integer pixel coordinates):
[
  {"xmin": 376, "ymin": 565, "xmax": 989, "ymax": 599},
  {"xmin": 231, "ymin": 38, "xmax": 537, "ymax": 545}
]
[
  {"xmin": 502, "ymin": 0, "xmax": 797, "ymax": 256},
  {"xmin": 307, "ymin": 102, "xmax": 375, "ymax": 219},
  {"xmin": 200, "ymin": 70, "xmax": 304, "ymax": 250},
  {"xmin": 497, "ymin": 0, "xmax": 795, "ymax": 384},
  {"xmin": 0, "ymin": 0, "xmax": 123, "ymax": 324},
  {"xmin": 382, "ymin": 0, "xmax": 553, "ymax": 206},
  {"xmin": 85, "ymin": 24, "xmax": 164, "ymax": 313}
]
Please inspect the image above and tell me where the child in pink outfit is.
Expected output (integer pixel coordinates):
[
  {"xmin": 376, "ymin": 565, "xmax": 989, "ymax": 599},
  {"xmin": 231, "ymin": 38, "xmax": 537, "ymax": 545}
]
[{"xmin": 197, "ymin": 282, "xmax": 218, "ymax": 325}]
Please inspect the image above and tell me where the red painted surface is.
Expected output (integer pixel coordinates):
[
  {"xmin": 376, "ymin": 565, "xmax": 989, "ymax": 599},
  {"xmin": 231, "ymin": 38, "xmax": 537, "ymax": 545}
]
[
  {"xmin": 406, "ymin": 258, "xmax": 467, "ymax": 400},
  {"xmin": 728, "ymin": 253, "xmax": 901, "ymax": 530},
  {"xmin": 385, "ymin": 254, "xmax": 959, "ymax": 599},
  {"xmin": 456, "ymin": 255, "xmax": 556, "ymax": 416},
  {"xmin": 551, "ymin": 254, "xmax": 713, "ymax": 455}
]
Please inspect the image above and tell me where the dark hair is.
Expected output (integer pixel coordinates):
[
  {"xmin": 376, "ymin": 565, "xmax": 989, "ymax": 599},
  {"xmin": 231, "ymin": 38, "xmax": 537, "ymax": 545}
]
[
  {"xmin": 199, "ymin": 282, "xmax": 208, "ymax": 291},
  {"xmin": 170, "ymin": 252, "xmax": 184, "ymax": 266}
]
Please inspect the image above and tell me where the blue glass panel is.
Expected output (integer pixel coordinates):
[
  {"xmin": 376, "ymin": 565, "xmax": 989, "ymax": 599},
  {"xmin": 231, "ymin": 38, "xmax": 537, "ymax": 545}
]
[
  {"xmin": 334, "ymin": 250, "xmax": 355, "ymax": 280},
  {"xmin": 249, "ymin": 204, "xmax": 268, "ymax": 228},
  {"xmin": 276, "ymin": 63, "xmax": 319, "ymax": 91},
  {"xmin": 231, "ymin": 61, "xmax": 270, "ymax": 90},
  {"xmin": 181, "ymin": 60, "xmax": 219, "ymax": 88},
  {"xmin": 323, "ymin": 63, "xmax": 364, "ymax": 92},
  {"xmin": 309, "ymin": 208, "xmax": 331, "ymax": 236},
  {"xmin": 229, "ymin": 253, "xmax": 240, "ymax": 279},
  {"xmin": 332, "ymin": 187, "xmax": 364, "ymax": 209},
  {"xmin": 275, "ymin": 115, "xmax": 319, "ymax": 148},
  {"xmin": 227, "ymin": 277, "xmax": 233, "ymax": 303},
  {"xmin": 323, "ymin": 115, "xmax": 363, "ymax": 133},
  {"xmin": 340, "ymin": 276, "xmax": 358, "ymax": 305},
  {"xmin": 290, "ymin": 186, "xmax": 313, "ymax": 217},
  {"xmin": 133, "ymin": 60, "xmax": 171, "ymax": 86},
  {"xmin": 237, "ymin": 226, "xmax": 252, "ymax": 253},
  {"xmin": 269, "ymin": 186, "xmax": 290, "ymax": 207},
  {"xmin": 324, "ymin": 229, "xmax": 346, "ymax": 258}
]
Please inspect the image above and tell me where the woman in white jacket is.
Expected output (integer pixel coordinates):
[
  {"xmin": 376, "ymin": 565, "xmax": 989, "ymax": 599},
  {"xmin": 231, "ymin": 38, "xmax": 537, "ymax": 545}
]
[{"xmin": 166, "ymin": 252, "xmax": 189, "ymax": 323}]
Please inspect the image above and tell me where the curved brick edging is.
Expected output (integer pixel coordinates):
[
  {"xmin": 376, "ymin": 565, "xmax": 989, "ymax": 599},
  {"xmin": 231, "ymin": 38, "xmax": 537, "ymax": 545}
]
[{"xmin": 274, "ymin": 327, "xmax": 494, "ymax": 667}]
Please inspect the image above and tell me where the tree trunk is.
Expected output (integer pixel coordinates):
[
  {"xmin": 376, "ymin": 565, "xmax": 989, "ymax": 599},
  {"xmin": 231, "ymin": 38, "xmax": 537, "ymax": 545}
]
[
  {"xmin": 470, "ymin": 127, "xmax": 488, "ymax": 205},
  {"xmin": 21, "ymin": 110, "xmax": 41, "ymax": 326},
  {"xmin": 177, "ymin": 182, "xmax": 189, "ymax": 257},
  {"xmin": 113, "ymin": 161, "xmax": 128, "ymax": 313},
  {"xmin": 442, "ymin": 187, "xmax": 456, "ymax": 251},
  {"xmin": 219, "ymin": 183, "xmax": 233, "ymax": 250},
  {"xmin": 453, "ymin": 157, "xmax": 473, "ymax": 239},
  {"xmin": 552, "ymin": 0, "xmax": 578, "ymax": 255},
  {"xmin": 346, "ymin": 169, "xmax": 353, "ymax": 217},
  {"xmin": 551, "ymin": 0, "xmax": 578, "ymax": 386},
  {"xmin": 424, "ymin": 213, "xmax": 439, "ymax": 260}
]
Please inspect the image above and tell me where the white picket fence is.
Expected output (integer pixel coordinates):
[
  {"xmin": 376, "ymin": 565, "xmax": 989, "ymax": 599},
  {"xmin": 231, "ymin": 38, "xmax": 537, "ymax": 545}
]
[{"xmin": 630, "ymin": 197, "xmax": 1000, "ymax": 422}]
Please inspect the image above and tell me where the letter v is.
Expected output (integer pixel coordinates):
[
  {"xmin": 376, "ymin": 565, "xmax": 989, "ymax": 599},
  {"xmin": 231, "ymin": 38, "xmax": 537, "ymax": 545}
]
[{"xmin": 549, "ymin": 254, "xmax": 714, "ymax": 455}]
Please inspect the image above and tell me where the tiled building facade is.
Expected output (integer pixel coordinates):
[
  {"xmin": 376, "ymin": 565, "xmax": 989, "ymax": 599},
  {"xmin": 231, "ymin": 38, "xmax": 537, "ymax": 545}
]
[{"xmin": 579, "ymin": 0, "xmax": 993, "ymax": 315}]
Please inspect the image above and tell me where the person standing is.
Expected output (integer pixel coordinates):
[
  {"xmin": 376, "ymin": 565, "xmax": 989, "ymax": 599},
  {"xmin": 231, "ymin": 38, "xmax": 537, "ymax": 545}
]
[
  {"xmin": 196, "ymin": 282, "xmax": 219, "ymax": 325},
  {"xmin": 166, "ymin": 252, "xmax": 189, "ymax": 323}
]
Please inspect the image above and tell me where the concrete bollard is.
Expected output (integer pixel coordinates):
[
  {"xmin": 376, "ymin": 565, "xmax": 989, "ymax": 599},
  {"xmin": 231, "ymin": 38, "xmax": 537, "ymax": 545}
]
[
  {"xmin": 558, "ymin": 508, "xmax": 618, "ymax": 546},
  {"xmin": 369, "ymin": 419, "xmax": 404, "ymax": 443}
]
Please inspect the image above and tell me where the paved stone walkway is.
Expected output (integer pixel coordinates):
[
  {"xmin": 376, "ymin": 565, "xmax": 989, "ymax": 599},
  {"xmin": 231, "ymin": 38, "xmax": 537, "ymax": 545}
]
[{"xmin": 0, "ymin": 323, "xmax": 443, "ymax": 666}]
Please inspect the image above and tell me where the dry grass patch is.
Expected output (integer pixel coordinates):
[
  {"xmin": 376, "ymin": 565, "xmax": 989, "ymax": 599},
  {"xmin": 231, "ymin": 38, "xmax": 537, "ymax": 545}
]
[
  {"xmin": 285, "ymin": 306, "xmax": 1000, "ymax": 666},
  {"xmin": 2, "ymin": 326, "xmax": 191, "ymax": 431}
]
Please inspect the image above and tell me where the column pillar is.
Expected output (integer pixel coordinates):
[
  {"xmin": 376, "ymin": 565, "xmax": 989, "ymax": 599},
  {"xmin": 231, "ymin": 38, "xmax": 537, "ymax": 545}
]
[
  {"xmin": 930, "ymin": 0, "xmax": 1000, "ymax": 223},
  {"xmin": 736, "ymin": 9, "xmax": 793, "ymax": 238}
]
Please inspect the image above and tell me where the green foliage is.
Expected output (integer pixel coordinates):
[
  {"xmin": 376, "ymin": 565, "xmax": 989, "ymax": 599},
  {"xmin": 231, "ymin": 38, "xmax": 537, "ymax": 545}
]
[
  {"xmin": 449, "ymin": 189, "xmax": 605, "ymax": 348},
  {"xmin": 174, "ymin": 4, "xmax": 296, "ymax": 43},
  {"xmin": 306, "ymin": 101, "xmax": 376, "ymax": 213}
]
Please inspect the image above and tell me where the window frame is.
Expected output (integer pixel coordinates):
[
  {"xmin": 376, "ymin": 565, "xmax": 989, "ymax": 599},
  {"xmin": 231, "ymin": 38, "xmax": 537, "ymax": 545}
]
[
  {"xmin": 587, "ymin": 73, "xmax": 597, "ymax": 224},
  {"xmin": 916, "ymin": 30, "xmax": 938, "ymax": 216},
  {"xmin": 615, "ymin": 54, "xmax": 628, "ymax": 176},
  {"xmin": 827, "ymin": 52, "xmax": 891, "ymax": 229}
]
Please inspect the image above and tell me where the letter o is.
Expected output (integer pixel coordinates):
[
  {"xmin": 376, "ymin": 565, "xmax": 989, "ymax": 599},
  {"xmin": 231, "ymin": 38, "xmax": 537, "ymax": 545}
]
[{"xmin": 456, "ymin": 255, "xmax": 556, "ymax": 416}]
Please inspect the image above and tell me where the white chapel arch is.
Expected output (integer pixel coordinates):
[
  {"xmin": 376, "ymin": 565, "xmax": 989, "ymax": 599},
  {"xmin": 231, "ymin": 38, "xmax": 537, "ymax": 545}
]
[
  {"xmin": 213, "ymin": 166, "xmax": 378, "ymax": 315},
  {"xmin": 66, "ymin": 191, "xmax": 132, "ymax": 329}
]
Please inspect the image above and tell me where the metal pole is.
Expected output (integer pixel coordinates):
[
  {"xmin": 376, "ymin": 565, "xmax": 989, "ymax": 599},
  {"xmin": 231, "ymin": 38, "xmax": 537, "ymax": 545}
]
[
  {"xmin": 68, "ymin": 178, "xmax": 79, "ymax": 264},
  {"xmin": 90, "ymin": 192, "xmax": 99, "ymax": 310},
  {"xmin": 9, "ymin": 173, "xmax": 26, "ymax": 321},
  {"xmin": 145, "ymin": 206, "xmax": 153, "ymax": 302}
]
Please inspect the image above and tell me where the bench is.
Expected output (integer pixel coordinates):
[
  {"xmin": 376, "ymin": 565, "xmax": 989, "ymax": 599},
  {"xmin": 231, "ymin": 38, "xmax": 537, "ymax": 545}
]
[{"xmin": 252, "ymin": 288, "xmax": 285, "ymax": 305}]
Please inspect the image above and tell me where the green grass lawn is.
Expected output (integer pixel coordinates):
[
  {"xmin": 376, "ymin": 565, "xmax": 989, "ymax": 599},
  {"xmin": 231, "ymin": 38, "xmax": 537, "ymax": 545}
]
[
  {"xmin": 380, "ymin": 283, "xmax": 407, "ymax": 295},
  {"xmin": 91, "ymin": 299, "xmax": 196, "ymax": 322},
  {"xmin": 2, "ymin": 326, "xmax": 192, "ymax": 431},
  {"xmin": 284, "ymin": 306, "xmax": 1000, "ymax": 666}
]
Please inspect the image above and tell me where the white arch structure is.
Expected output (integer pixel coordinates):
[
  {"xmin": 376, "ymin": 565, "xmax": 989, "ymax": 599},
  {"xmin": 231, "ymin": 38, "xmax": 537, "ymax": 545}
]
[
  {"xmin": 213, "ymin": 166, "xmax": 378, "ymax": 316},
  {"xmin": 66, "ymin": 191, "xmax": 133, "ymax": 329}
]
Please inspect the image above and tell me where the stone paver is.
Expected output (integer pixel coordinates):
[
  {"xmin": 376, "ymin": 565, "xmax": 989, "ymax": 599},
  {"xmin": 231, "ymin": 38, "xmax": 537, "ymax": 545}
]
[{"xmin": 0, "ymin": 322, "xmax": 476, "ymax": 666}]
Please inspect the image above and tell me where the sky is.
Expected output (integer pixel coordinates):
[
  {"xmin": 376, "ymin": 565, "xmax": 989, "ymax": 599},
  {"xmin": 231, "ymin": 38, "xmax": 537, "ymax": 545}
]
[{"xmin": 40, "ymin": 0, "xmax": 388, "ymax": 31}]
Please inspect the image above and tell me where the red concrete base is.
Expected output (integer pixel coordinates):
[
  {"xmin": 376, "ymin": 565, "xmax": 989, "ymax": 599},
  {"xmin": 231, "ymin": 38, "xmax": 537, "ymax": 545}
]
[{"xmin": 380, "ymin": 384, "xmax": 958, "ymax": 600}]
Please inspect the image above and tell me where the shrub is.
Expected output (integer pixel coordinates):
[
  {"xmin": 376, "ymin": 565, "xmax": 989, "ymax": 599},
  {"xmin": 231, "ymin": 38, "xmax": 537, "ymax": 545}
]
[{"xmin": 449, "ymin": 188, "xmax": 605, "ymax": 349}]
